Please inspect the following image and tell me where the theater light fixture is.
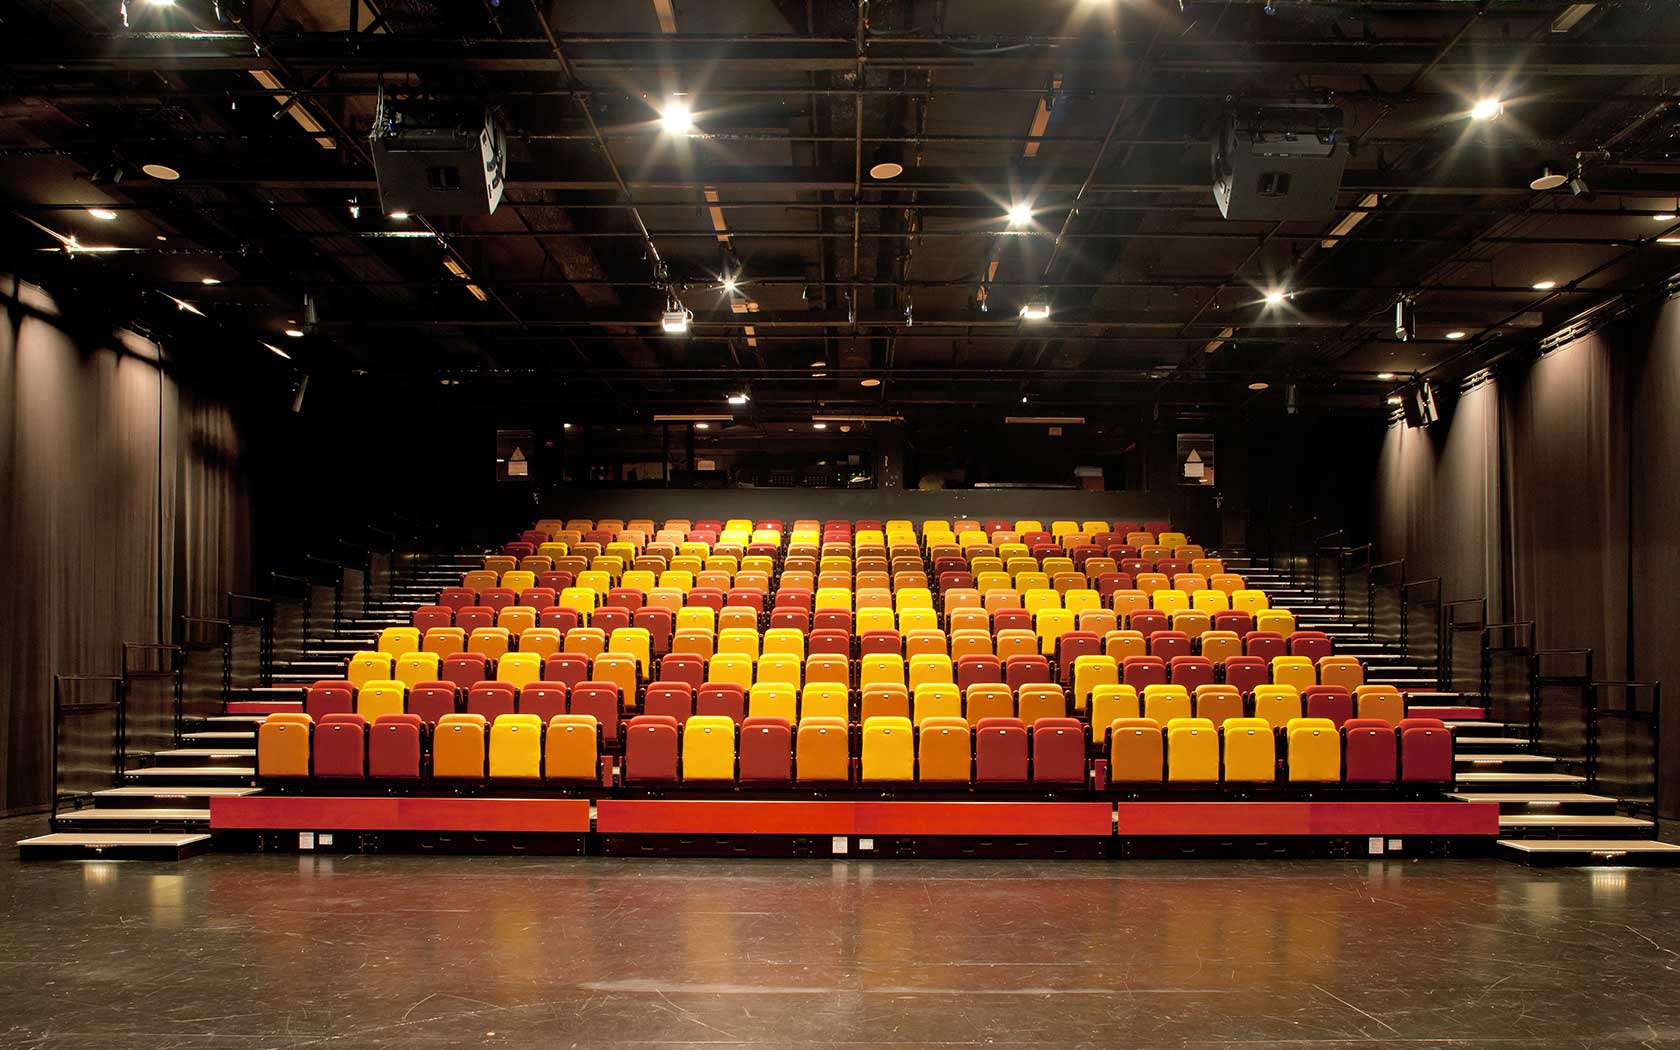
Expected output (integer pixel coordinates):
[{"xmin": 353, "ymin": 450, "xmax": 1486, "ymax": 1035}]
[
  {"xmin": 1533, "ymin": 280, "xmax": 1557, "ymax": 290},
  {"xmin": 726, "ymin": 393, "xmax": 750, "ymax": 405},
  {"xmin": 868, "ymin": 144, "xmax": 905, "ymax": 180},
  {"xmin": 1387, "ymin": 395, "xmax": 1403, "ymax": 405},
  {"xmin": 1470, "ymin": 97, "xmax": 1504, "ymax": 121},
  {"xmin": 662, "ymin": 295, "xmax": 692, "ymax": 334},
  {"xmin": 860, "ymin": 378, "xmax": 881, "ymax": 387},
  {"xmin": 722, "ymin": 276, "xmax": 737, "ymax": 293},
  {"xmin": 388, "ymin": 210, "xmax": 410, "ymax": 220},
  {"xmin": 283, "ymin": 328, "xmax": 304, "ymax": 338},
  {"xmin": 1394, "ymin": 298, "xmax": 1417, "ymax": 342},
  {"xmin": 661, "ymin": 97, "xmax": 694, "ymax": 136},
  {"xmin": 1264, "ymin": 289, "xmax": 1287, "ymax": 306},
  {"xmin": 1445, "ymin": 330, "xmax": 1467, "ymax": 340},
  {"xmin": 87, "ymin": 208, "xmax": 117, "ymax": 221},
  {"xmin": 1530, "ymin": 168, "xmax": 1568, "ymax": 191},
  {"xmin": 694, "ymin": 422, "xmax": 710, "ymax": 430},
  {"xmin": 261, "ymin": 341, "xmax": 291, "ymax": 360},
  {"xmin": 1659, "ymin": 237, "xmax": 1680, "ymax": 245},
  {"xmin": 1007, "ymin": 202, "xmax": 1033, "ymax": 226},
  {"xmin": 200, "ymin": 277, "xmax": 220, "ymax": 285},
  {"xmin": 1020, "ymin": 294, "xmax": 1051, "ymax": 320},
  {"xmin": 1247, "ymin": 381, "xmax": 1269, "ymax": 391},
  {"xmin": 810, "ymin": 358, "xmax": 827, "ymax": 368},
  {"xmin": 1377, "ymin": 372, "xmax": 1396, "ymax": 381},
  {"xmin": 1654, "ymin": 213, "xmax": 1677, "ymax": 222},
  {"xmin": 812, "ymin": 422, "xmax": 828, "ymax": 430},
  {"xmin": 140, "ymin": 163, "xmax": 180, "ymax": 180}
]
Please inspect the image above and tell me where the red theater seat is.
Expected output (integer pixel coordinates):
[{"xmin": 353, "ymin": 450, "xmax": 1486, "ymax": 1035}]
[
  {"xmin": 441, "ymin": 653, "xmax": 490, "ymax": 690},
  {"xmin": 456, "ymin": 606, "xmax": 496, "ymax": 632},
  {"xmin": 1398, "ymin": 718, "xmax": 1453, "ymax": 783},
  {"xmin": 975, "ymin": 718, "xmax": 1029, "ymax": 785},
  {"xmin": 696, "ymin": 683, "xmax": 746, "ymax": 724},
  {"xmin": 412, "ymin": 605, "xmax": 453, "ymax": 632},
  {"xmin": 1123, "ymin": 656, "xmax": 1167, "ymax": 689},
  {"xmin": 1055, "ymin": 631, "xmax": 1102, "ymax": 684},
  {"xmin": 956, "ymin": 654, "xmax": 1002, "ymax": 689},
  {"xmin": 439, "ymin": 587, "xmax": 476, "ymax": 612},
  {"xmin": 1304, "ymin": 685, "xmax": 1354, "ymax": 727},
  {"xmin": 518, "ymin": 682, "xmax": 569, "ymax": 723},
  {"xmin": 592, "ymin": 607, "xmax": 630, "ymax": 636},
  {"xmin": 1149, "ymin": 630, "xmax": 1191, "ymax": 661},
  {"xmin": 1343, "ymin": 718, "xmax": 1397, "ymax": 783},
  {"xmin": 570, "ymin": 682, "xmax": 622, "ymax": 742},
  {"xmin": 644, "ymin": 682, "xmax": 694, "ymax": 724},
  {"xmin": 605, "ymin": 588, "xmax": 644, "ymax": 612},
  {"xmin": 808, "ymin": 629, "xmax": 851, "ymax": 658},
  {"xmin": 1213, "ymin": 611, "xmax": 1254, "ymax": 637},
  {"xmin": 739, "ymin": 717, "xmax": 794, "ymax": 784},
  {"xmin": 769, "ymin": 608, "xmax": 810, "ymax": 632},
  {"xmin": 1030, "ymin": 718, "xmax": 1087, "ymax": 786},
  {"xmin": 313, "ymin": 713, "xmax": 366, "ymax": 778},
  {"xmin": 633, "ymin": 608, "xmax": 672, "ymax": 653},
  {"xmin": 544, "ymin": 652, "xmax": 591, "ymax": 689},
  {"xmin": 1170, "ymin": 656, "xmax": 1215, "ymax": 691},
  {"xmin": 305, "ymin": 680, "xmax": 355, "ymax": 719},
  {"xmin": 1005, "ymin": 654, "xmax": 1051, "ymax": 690},
  {"xmin": 539, "ymin": 607, "xmax": 583, "ymax": 634},
  {"xmin": 658, "ymin": 653, "xmax": 704, "ymax": 689},
  {"xmin": 466, "ymin": 681, "xmax": 518, "ymax": 721},
  {"xmin": 992, "ymin": 608, "xmax": 1032, "ymax": 633},
  {"xmin": 623, "ymin": 715, "xmax": 680, "ymax": 782},
  {"xmin": 536, "ymin": 571, "xmax": 575, "ymax": 592},
  {"xmin": 1289, "ymin": 630, "xmax": 1333, "ymax": 662},
  {"xmin": 520, "ymin": 587, "xmax": 557, "ymax": 611},
  {"xmin": 812, "ymin": 609, "xmax": 852, "ymax": 634},
  {"xmin": 1223, "ymin": 656, "xmax": 1267, "ymax": 696},
  {"xmin": 1095, "ymin": 572, "xmax": 1134, "ymax": 599},
  {"xmin": 407, "ymin": 682, "xmax": 458, "ymax": 724},
  {"xmin": 1244, "ymin": 631, "xmax": 1285, "ymax": 662},
  {"xmin": 368, "ymin": 714, "xmax": 424, "ymax": 778}
]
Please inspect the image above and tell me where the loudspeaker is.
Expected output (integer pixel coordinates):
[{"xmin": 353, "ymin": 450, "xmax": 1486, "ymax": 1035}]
[
  {"xmin": 1401, "ymin": 379, "xmax": 1438, "ymax": 428},
  {"xmin": 370, "ymin": 96, "xmax": 506, "ymax": 216},
  {"xmin": 1213, "ymin": 102, "xmax": 1348, "ymax": 221}
]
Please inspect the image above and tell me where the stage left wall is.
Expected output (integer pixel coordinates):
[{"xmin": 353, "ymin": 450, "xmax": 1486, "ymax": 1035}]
[{"xmin": 0, "ymin": 276, "xmax": 255, "ymax": 814}]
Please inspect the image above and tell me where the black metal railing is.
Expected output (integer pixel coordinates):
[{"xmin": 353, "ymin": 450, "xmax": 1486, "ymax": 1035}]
[
  {"xmin": 1309, "ymin": 529, "xmax": 1345, "ymax": 606},
  {"xmin": 1482, "ymin": 622, "xmax": 1536, "ymax": 737},
  {"xmin": 1369, "ymin": 559, "xmax": 1405, "ymax": 655},
  {"xmin": 1588, "ymin": 681, "xmax": 1663, "ymax": 818},
  {"xmin": 1534, "ymin": 648, "xmax": 1592, "ymax": 763},
  {"xmin": 50, "ymin": 674, "xmax": 124, "ymax": 821},
  {"xmin": 177, "ymin": 614, "xmax": 231, "ymax": 726},
  {"xmin": 1401, "ymin": 577, "xmax": 1442, "ymax": 670},
  {"xmin": 120, "ymin": 642, "xmax": 180, "ymax": 760},
  {"xmin": 226, "ymin": 592, "xmax": 273, "ymax": 690},
  {"xmin": 1338, "ymin": 543, "xmax": 1373, "ymax": 634},
  {"xmin": 1442, "ymin": 597, "xmax": 1487, "ymax": 696}
]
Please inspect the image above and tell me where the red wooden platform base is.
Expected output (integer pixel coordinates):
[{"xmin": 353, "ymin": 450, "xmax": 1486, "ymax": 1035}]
[
  {"xmin": 211, "ymin": 796, "xmax": 591, "ymax": 833},
  {"xmin": 210, "ymin": 797, "xmax": 1497, "ymax": 841},
  {"xmin": 1114, "ymin": 802, "xmax": 1497, "ymax": 837}
]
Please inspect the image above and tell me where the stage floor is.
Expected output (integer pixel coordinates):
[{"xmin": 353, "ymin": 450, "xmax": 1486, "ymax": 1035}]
[{"xmin": 5, "ymin": 813, "xmax": 1680, "ymax": 1049}]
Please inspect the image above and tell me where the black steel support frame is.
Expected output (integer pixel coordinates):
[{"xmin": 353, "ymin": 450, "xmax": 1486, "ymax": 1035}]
[
  {"xmin": 49, "ymin": 674, "xmax": 125, "ymax": 823},
  {"xmin": 1587, "ymin": 680, "xmax": 1663, "ymax": 819}
]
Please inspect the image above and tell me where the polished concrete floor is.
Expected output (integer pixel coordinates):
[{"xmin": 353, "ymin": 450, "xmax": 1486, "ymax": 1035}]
[{"xmin": 4, "ymin": 815, "xmax": 1680, "ymax": 1049}]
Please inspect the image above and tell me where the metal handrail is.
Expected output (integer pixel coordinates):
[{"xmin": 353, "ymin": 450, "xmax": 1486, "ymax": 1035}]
[{"xmin": 50, "ymin": 673, "xmax": 124, "ymax": 822}]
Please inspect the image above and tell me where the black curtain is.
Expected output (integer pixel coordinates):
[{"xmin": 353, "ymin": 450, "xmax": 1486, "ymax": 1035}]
[{"xmin": 0, "ymin": 276, "xmax": 254, "ymax": 814}]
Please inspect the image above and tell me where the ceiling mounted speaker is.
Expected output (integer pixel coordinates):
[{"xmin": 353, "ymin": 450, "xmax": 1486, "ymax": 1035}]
[
  {"xmin": 1212, "ymin": 101, "xmax": 1348, "ymax": 221},
  {"xmin": 370, "ymin": 94, "xmax": 506, "ymax": 215}
]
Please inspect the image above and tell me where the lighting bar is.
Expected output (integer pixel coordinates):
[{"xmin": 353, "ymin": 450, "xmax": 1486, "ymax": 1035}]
[
  {"xmin": 652, "ymin": 414, "xmax": 731, "ymax": 422},
  {"xmin": 1201, "ymin": 326, "xmax": 1235, "ymax": 354},
  {"xmin": 1005, "ymin": 416, "xmax": 1086, "ymax": 425},
  {"xmin": 812, "ymin": 414, "xmax": 903, "ymax": 423}
]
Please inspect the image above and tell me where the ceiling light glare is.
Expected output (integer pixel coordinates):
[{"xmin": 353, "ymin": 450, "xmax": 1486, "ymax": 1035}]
[
  {"xmin": 860, "ymin": 378, "xmax": 881, "ymax": 387},
  {"xmin": 1264, "ymin": 289, "xmax": 1287, "ymax": 306},
  {"xmin": 726, "ymin": 393, "xmax": 749, "ymax": 405},
  {"xmin": 87, "ymin": 208, "xmax": 118, "ymax": 221},
  {"xmin": 1445, "ymin": 330, "xmax": 1467, "ymax": 340},
  {"xmin": 1387, "ymin": 395, "xmax": 1404, "ymax": 405},
  {"xmin": 813, "ymin": 422, "xmax": 828, "ymax": 430},
  {"xmin": 1532, "ymin": 280, "xmax": 1557, "ymax": 290},
  {"xmin": 283, "ymin": 328, "xmax": 304, "ymax": 338},
  {"xmin": 1530, "ymin": 168, "xmax": 1568, "ymax": 191},
  {"xmin": 200, "ymin": 277, "xmax": 220, "ymax": 285},
  {"xmin": 1653, "ymin": 213, "xmax": 1677, "ymax": 222},
  {"xmin": 1659, "ymin": 237, "xmax": 1680, "ymax": 245},
  {"xmin": 1007, "ymin": 202, "xmax": 1033, "ymax": 226},
  {"xmin": 1247, "ymin": 381, "xmax": 1269, "ymax": 391},
  {"xmin": 661, "ymin": 97, "xmax": 694, "ymax": 136},
  {"xmin": 694, "ymin": 422, "xmax": 710, "ymax": 430},
  {"xmin": 388, "ymin": 210, "xmax": 410, "ymax": 220},
  {"xmin": 1377, "ymin": 371, "xmax": 1396, "ymax": 381},
  {"xmin": 722, "ymin": 276, "xmax": 737, "ymax": 293},
  {"xmin": 1019, "ymin": 295, "xmax": 1051, "ymax": 320},
  {"xmin": 261, "ymin": 341, "xmax": 290, "ymax": 360},
  {"xmin": 1470, "ymin": 97, "xmax": 1504, "ymax": 121}
]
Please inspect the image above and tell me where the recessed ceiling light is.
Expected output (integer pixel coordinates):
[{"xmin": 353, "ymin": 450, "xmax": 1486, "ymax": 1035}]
[
  {"xmin": 283, "ymin": 328, "xmax": 304, "ymax": 338},
  {"xmin": 562, "ymin": 422, "xmax": 573, "ymax": 429},
  {"xmin": 661, "ymin": 97, "xmax": 694, "ymax": 136},
  {"xmin": 694, "ymin": 422, "xmax": 710, "ymax": 430},
  {"xmin": 1007, "ymin": 202, "xmax": 1033, "ymax": 226},
  {"xmin": 388, "ymin": 210, "xmax": 410, "ymax": 220},
  {"xmin": 839, "ymin": 424, "xmax": 852, "ymax": 433},
  {"xmin": 1532, "ymin": 280, "xmax": 1557, "ymax": 290},
  {"xmin": 811, "ymin": 372, "xmax": 828, "ymax": 378},
  {"xmin": 141, "ymin": 163, "xmax": 180, "ymax": 181},
  {"xmin": 810, "ymin": 358, "xmax": 827, "ymax": 367},
  {"xmin": 868, "ymin": 144, "xmax": 904, "ymax": 180},
  {"xmin": 1530, "ymin": 168, "xmax": 1568, "ymax": 191},
  {"xmin": 1247, "ymin": 381, "xmax": 1269, "ymax": 391},
  {"xmin": 860, "ymin": 378, "xmax": 881, "ymax": 387},
  {"xmin": 813, "ymin": 422, "xmax": 828, "ymax": 430},
  {"xmin": 1377, "ymin": 372, "xmax": 1396, "ymax": 380},
  {"xmin": 86, "ymin": 208, "xmax": 117, "ymax": 221},
  {"xmin": 1653, "ymin": 214, "xmax": 1677, "ymax": 222},
  {"xmin": 1387, "ymin": 395, "xmax": 1404, "ymax": 405},
  {"xmin": 1264, "ymin": 289, "xmax": 1287, "ymax": 306},
  {"xmin": 200, "ymin": 277, "xmax": 220, "ymax": 285},
  {"xmin": 1470, "ymin": 97, "xmax": 1504, "ymax": 121},
  {"xmin": 726, "ymin": 393, "xmax": 749, "ymax": 405},
  {"xmin": 1445, "ymin": 330, "xmax": 1467, "ymax": 340}
]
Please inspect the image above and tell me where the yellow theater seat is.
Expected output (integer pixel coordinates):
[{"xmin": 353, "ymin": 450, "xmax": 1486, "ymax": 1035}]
[
  {"xmin": 748, "ymin": 682, "xmax": 798, "ymax": 722},
  {"xmin": 912, "ymin": 683, "xmax": 962, "ymax": 726},
  {"xmin": 1286, "ymin": 717, "xmax": 1341, "ymax": 782},
  {"xmin": 488, "ymin": 714, "xmax": 543, "ymax": 779},
  {"xmin": 1319, "ymin": 655, "xmax": 1365, "ymax": 690},
  {"xmin": 1166, "ymin": 717, "xmax": 1219, "ymax": 782},
  {"xmin": 756, "ymin": 653, "xmax": 801, "ymax": 690},
  {"xmin": 347, "ymin": 651, "xmax": 392, "ymax": 688},
  {"xmin": 682, "ymin": 715, "xmax": 737, "ymax": 781},
  {"xmin": 1272, "ymin": 655, "xmax": 1317, "ymax": 692},
  {"xmin": 544, "ymin": 715, "xmax": 600, "ymax": 781},
  {"xmin": 609, "ymin": 627, "xmax": 652, "ymax": 674},
  {"xmin": 1151, "ymin": 589, "xmax": 1189, "ymax": 616},
  {"xmin": 376, "ymin": 627, "xmax": 421, "ymax": 660},
  {"xmin": 1035, "ymin": 608, "xmax": 1074, "ymax": 655},
  {"xmin": 1252, "ymin": 684, "xmax": 1302, "ymax": 728},
  {"xmin": 861, "ymin": 716, "xmax": 914, "ymax": 781},
  {"xmin": 257, "ymin": 714, "xmax": 311, "ymax": 777},
  {"xmin": 1255, "ymin": 609, "xmax": 1296, "ymax": 636},
  {"xmin": 718, "ymin": 627, "xmax": 760, "ymax": 660},
  {"xmin": 860, "ymin": 653, "xmax": 906, "ymax": 690},
  {"xmin": 1072, "ymin": 655, "xmax": 1118, "ymax": 712},
  {"xmin": 1230, "ymin": 589, "xmax": 1269, "ymax": 614},
  {"xmin": 763, "ymin": 628, "xmax": 805, "ymax": 659},
  {"xmin": 563, "ymin": 626, "xmax": 606, "ymax": 659},
  {"xmin": 356, "ymin": 680, "xmax": 406, "ymax": 720},
  {"xmin": 707, "ymin": 653, "xmax": 754, "ymax": 690},
  {"xmin": 1089, "ymin": 684, "xmax": 1140, "ymax": 742},
  {"xmin": 918, "ymin": 718, "xmax": 972, "ymax": 783},
  {"xmin": 1222, "ymin": 717, "xmax": 1277, "ymax": 782},
  {"xmin": 1142, "ymin": 683, "xmax": 1192, "ymax": 724},
  {"xmin": 496, "ymin": 652, "xmax": 542, "ymax": 689},
  {"xmin": 800, "ymin": 682, "xmax": 850, "ymax": 721},
  {"xmin": 908, "ymin": 654, "xmax": 954, "ymax": 690},
  {"xmin": 432, "ymin": 713, "xmax": 488, "ymax": 778},
  {"xmin": 1191, "ymin": 588, "xmax": 1230, "ymax": 613},
  {"xmin": 393, "ymin": 652, "xmax": 440, "ymax": 689}
]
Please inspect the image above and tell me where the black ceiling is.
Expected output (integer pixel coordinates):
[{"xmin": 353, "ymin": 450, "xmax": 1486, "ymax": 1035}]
[{"xmin": 3, "ymin": 0, "xmax": 1679, "ymax": 419}]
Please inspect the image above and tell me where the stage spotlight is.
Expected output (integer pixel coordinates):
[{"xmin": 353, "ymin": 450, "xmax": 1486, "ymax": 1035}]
[
  {"xmin": 1264, "ymin": 289, "xmax": 1287, "ymax": 306},
  {"xmin": 1019, "ymin": 294, "xmax": 1051, "ymax": 320},
  {"xmin": 661, "ymin": 97, "xmax": 694, "ymax": 136},
  {"xmin": 1394, "ymin": 298, "xmax": 1417, "ymax": 342},
  {"xmin": 1470, "ymin": 97, "xmax": 1504, "ymax": 121},
  {"xmin": 1007, "ymin": 202, "xmax": 1033, "ymax": 226}
]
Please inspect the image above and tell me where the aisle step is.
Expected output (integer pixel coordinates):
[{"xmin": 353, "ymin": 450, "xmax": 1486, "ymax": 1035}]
[
  {"xmin": 1498, "ymin": 839, "xmax": 1680, "ymax": 866},
  {"xmin": 125, "ymin": 765, "xmax": 254, "ymax": 784},
  {"xmin": 1446, "ymin": 791, "xmax": 1621, "ymax": 813},
  {"xmin": 1497, "ymin": 814, "xmax": 1656, "ymax": 837},
  {"xmin": 1455, "ymin": 753, "xmax": 1557, "ymax": 766},
  {"xmin": 182, "ymin": 731, "xmax": 257, "ymax": 744},
  {"xmin": 93, "ymin": 785, "xmax": 258, "ymax": 807},
  {"xmin": 55, "ymin": 808, "xmax": 211, "ymax": 827},
  {"xmin": 152, "ymin": 748, "xmax": 256, "ymax": 765},
  {"xmin": 1454, "ymin": 771, "xmax": 1587, "ymax": 785},
  {"xmin": 17, "ymin": 832, "xmax": 212, "ymax": 861}
]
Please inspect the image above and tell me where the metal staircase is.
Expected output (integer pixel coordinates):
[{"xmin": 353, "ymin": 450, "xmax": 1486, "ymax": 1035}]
[{"xmin": 18, "ymin": 554, "xmax": 483, "ymax": 860}]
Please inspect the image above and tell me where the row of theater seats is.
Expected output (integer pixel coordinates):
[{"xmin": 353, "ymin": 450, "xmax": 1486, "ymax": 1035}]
[
  {"xmin": 258, "ymin": 710, "xmax": 1453, "ymax": 787},
  {"xmin": 304, "ymin": 671, "xmax": 1406, "ymax": 748}
]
